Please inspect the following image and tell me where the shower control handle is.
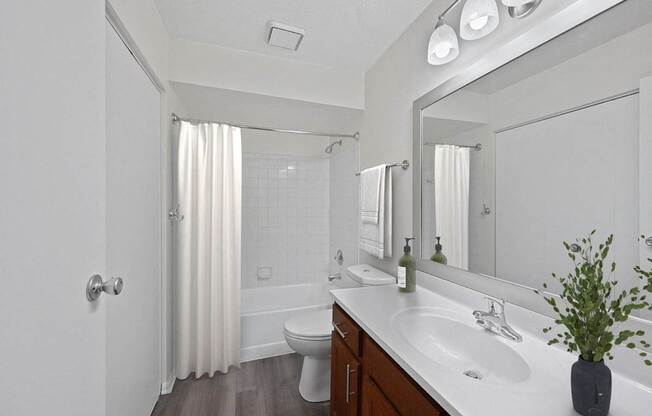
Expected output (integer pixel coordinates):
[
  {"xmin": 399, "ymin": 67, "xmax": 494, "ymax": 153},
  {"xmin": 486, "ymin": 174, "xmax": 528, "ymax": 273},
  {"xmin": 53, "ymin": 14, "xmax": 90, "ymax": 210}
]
[
  {"xmin": 86, "ymin": 274, "xmax": 124, "ymax": 301},
  {"xmin": 646, "ymin": 236, "xmax": 652, "ymax": 247}
]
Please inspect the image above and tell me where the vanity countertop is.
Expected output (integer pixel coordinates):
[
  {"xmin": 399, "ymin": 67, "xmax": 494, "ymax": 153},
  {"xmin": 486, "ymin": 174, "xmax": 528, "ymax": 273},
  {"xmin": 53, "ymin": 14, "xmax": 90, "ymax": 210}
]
[{"xmin": 330, "ymin": 284, "xmax": 652, "ymax": 416}]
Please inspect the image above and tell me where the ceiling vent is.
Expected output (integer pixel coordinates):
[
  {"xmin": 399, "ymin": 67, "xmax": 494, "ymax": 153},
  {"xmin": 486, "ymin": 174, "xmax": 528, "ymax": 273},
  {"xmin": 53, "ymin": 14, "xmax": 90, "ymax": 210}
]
[{"xmin": 267, "ymin": 21, "xmax": 305, "ymax": 51}]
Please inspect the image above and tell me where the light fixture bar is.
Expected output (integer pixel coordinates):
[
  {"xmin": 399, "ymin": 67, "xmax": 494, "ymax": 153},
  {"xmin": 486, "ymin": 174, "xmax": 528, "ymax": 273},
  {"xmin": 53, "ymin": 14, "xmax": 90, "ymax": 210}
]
[{"xmin": 439, "ymin": 0, "xmax": 464, "ymax": 20}]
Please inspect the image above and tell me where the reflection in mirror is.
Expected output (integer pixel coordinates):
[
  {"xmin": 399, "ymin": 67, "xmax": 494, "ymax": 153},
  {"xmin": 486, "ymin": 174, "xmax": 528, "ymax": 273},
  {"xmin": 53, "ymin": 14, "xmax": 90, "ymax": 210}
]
[{"xmin": 417, "ymin": 0, "xmax": 652, "ymax": 318}]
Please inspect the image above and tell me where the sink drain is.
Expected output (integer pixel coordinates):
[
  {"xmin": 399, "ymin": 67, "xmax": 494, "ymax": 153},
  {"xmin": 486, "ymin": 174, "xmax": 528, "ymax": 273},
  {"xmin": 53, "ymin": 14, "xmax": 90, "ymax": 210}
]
[{"xmin": 463, "ymin": 370, "xmax": 483, "ymax": 380}]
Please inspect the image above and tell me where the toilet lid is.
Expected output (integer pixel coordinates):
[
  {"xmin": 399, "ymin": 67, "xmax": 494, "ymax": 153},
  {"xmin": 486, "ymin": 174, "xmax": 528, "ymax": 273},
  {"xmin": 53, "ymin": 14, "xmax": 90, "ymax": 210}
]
[{"xmin": 284, "ymin": 309, "xmax": 332, "ymax": 340}]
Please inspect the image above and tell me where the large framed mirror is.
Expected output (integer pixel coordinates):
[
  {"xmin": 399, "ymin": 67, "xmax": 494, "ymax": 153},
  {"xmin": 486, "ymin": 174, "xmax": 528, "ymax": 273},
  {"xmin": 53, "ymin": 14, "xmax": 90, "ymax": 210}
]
[{"xmin": 413, "ymin": 0, "xmax": 652, "ymax": 319}]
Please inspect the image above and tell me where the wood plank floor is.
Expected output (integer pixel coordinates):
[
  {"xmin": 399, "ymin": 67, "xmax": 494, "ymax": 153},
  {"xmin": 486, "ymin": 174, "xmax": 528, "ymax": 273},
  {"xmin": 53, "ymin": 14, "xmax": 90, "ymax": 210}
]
[{"xmin": 151, "ymin": 354, "xmax": 330, "ymax": 416}]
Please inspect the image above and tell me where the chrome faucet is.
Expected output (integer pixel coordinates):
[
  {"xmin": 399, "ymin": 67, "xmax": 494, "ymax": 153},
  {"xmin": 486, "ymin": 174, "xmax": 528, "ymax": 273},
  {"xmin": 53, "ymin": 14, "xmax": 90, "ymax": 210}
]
[
  {"xmin": 328, "ymin": 272, "xmax": 342, "ymax": 282},
  {"xmin": 472, "ymin": 297, "xmax": 523, "ymax": 343}
]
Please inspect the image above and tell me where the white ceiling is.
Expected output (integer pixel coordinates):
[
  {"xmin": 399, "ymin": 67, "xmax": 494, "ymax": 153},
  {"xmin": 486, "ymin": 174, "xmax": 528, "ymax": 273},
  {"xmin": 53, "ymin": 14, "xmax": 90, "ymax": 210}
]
[{"xmin": 154, "ymin": 0, "xmax": 435, "ymax": 72}]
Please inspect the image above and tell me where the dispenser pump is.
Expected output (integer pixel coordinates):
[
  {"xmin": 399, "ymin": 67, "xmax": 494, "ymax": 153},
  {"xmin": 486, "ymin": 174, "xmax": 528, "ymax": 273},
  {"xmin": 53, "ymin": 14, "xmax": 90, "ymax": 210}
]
[
  {"xmin": 403, "ymin": 237, "xmax": 415, "ymax": 254},
  {"xmin": 435, "ymin": 236, "xmax": 442, "ymax": 251}
]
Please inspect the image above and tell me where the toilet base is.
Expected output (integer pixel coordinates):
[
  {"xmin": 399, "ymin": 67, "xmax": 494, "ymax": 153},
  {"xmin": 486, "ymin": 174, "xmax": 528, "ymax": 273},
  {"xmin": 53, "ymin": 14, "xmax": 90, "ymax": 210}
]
[{"xmin": 298, "ymin": 355, "xmax": 331, "ymax": 402}]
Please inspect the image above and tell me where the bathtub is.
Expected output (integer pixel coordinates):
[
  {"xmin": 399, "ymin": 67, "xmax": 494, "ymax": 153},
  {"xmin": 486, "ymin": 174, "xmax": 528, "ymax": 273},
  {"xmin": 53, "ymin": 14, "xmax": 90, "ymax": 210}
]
[{"xmin": 240, "ymin": 283, "xmax": 333, "ymax": 362}]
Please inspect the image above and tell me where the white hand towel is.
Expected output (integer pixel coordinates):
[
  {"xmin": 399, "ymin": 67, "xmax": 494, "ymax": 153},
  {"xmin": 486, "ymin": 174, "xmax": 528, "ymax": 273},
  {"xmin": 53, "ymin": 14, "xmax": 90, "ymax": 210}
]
[
  {"xmin": 360, "ymin": 165, "xmax": 385, "ymax": 224},
  {"xmin": 359, "ymin": 165, "xmax": 392, "ymax": 259}
]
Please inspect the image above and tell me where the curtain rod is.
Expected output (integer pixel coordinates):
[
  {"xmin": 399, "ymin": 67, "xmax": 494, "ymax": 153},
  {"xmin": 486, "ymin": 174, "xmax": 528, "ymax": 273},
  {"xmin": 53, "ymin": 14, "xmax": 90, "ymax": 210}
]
[
  {"xmin": 494, "ymin": 89, "xmax": 639, "ymax": 134},
  {"xmin": 171, "ymin": 113, "xmax": 359, "ymax": 140},
  {"xmin": 424, "ymin": 143, "xmax": 482, "ymax": 151}
]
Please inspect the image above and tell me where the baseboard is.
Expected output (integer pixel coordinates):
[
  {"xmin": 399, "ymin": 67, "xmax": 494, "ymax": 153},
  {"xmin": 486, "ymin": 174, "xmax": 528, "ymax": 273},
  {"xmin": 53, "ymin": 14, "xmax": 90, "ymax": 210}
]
[
  {"xmin": 240, "ymin": 341, "xmax": 294, "ymax": 363},
  {"xmin": 161, "ymin": 372, "xmax": 176, "ymax": 395}
]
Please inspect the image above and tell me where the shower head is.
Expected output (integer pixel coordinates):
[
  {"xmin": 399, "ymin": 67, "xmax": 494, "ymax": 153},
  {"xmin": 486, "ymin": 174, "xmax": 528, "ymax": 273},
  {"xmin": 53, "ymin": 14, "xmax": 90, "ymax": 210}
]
[{"xmin": 324, "ymin": 139, "xmax": 343, "ymax": 154}]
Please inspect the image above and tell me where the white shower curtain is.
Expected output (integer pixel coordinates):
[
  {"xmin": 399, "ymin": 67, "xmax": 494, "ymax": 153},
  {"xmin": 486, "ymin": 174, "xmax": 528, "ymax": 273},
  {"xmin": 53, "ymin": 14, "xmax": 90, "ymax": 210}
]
[
  {"xmin": 175, "ymin": 121, "xmax": 242, "ymax": 379},
  {"xmin": 434, "ymin": 145, "xmax": 470, "ymax": 269}
]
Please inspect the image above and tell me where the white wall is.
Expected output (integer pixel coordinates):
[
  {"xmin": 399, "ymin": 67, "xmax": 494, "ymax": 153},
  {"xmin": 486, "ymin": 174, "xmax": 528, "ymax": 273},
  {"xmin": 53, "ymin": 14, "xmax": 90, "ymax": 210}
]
[
  {"xmin": 170, "ymin": 39, "xmax": 365, "ymax": 109},
  {"xmin": 171, "ymin": 82, "xmax": 362, "ymax": 134},
  {"xmin": 329, "ymin": 141, "xmax": 361, "ymax": 276},
  {"xmin": 108, "ymin": 0, "xmax": 169, "ymax": 81},
  {"xmin": 360, "ymin": 0, "xmax": 620, "ymax": 277},
  {"xmin": 0, "ymin": 1, "xmax": 107, "ymax": 414}
]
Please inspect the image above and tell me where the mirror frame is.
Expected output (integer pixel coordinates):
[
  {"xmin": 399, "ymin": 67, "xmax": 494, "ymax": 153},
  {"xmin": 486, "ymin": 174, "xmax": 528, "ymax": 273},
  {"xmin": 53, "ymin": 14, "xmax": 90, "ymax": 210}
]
[{"xmin": 412, "ymin": 0, "xmax": 626, "ymax": 316}]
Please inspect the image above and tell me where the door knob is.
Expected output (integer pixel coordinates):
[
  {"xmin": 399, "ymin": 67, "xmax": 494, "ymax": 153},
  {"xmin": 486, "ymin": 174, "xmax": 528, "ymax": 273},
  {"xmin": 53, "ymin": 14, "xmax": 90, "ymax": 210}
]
[{"xmin": 86, "ymin": 274, "xmax": 124, "ymax": 301}]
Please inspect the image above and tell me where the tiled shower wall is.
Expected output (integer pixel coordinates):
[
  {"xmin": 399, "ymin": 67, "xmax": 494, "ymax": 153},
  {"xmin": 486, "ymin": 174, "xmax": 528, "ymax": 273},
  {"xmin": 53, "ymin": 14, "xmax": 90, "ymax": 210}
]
[{"xmin": 242, "ymin": 153, "xmax": 330, "ymax": 289}]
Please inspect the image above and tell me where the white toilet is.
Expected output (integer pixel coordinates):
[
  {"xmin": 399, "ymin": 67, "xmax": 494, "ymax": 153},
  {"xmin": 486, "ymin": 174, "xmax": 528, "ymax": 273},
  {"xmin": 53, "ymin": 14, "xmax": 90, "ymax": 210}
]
[{"xmin": 283, "ymin": 264, "xmax": 395, "ymax": 402}]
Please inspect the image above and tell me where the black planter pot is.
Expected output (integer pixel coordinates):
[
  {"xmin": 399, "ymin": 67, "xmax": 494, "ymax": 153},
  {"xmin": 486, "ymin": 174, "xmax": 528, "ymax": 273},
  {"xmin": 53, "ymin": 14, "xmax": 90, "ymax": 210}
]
[{"xmin": 571, "ymin": 357, "xmax": 612, "ymax": 416}]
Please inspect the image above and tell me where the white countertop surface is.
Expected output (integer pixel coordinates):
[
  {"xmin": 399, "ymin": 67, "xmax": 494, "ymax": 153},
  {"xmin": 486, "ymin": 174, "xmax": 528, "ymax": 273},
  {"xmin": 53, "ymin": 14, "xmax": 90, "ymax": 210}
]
[{"xmin": 330, "ymin": 284, "xmax": 652, "ymax": 416}]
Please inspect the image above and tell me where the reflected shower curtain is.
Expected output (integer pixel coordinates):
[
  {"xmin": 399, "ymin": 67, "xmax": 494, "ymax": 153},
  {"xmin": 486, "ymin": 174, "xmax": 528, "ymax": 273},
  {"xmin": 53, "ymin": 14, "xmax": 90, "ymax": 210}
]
[
  {"xmin": 434, "ymin": 145, "xmax": 469, "ymax": 269},
  {"xmin": 175, "ymin": 121, "xmax": 242, "ymax": 378}
]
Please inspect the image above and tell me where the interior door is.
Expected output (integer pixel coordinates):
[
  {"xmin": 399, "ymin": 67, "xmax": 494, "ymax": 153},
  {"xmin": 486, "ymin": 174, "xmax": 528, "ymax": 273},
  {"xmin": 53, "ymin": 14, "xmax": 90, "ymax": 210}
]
[
  {"xmin": 0, "ymin": 3, "xmax": 107, "ymax": 415},
  {"xmin": 106, "ymin": 21, "xmax": 161, "ymax": 416}
]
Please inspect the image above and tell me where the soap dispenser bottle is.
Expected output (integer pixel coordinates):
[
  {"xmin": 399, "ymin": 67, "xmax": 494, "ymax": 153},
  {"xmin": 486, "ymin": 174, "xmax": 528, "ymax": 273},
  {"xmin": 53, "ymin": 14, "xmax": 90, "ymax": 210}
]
[
  {"xmin": 430, "ymin": 236, "xmax": 447, "ymax": 265},
  {"xmin": 398, "ymin": 237, "xmax": 416, "ymax": 292}
]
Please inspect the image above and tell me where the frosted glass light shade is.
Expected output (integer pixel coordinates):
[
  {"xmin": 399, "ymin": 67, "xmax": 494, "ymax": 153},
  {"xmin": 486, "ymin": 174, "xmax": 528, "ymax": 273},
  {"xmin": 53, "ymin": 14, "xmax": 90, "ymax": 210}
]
[
  {"xmin": 427, "ymin": 21, "xmax": 459, "ymax": 65},
  {"xmin": 460, "ymin": 0, "xmax": 500, "ymax": 40},
  {"xmin": 501, "ymin": 0, "xmax": 533, "ymax": 6}
]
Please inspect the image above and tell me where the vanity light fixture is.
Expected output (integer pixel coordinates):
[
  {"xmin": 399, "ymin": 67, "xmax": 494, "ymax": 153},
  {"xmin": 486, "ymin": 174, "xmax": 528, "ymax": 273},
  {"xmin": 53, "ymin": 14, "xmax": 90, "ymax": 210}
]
[
  {"xmin": 501, "ymin": 0, "xmax": 534, "ymax": 6},
  {"xmin": 426, "ymin": 0, "xmax": 463, "ymax": 66},
  {"xmin": 506, "ymin": 0, "xmax": 542, "ymax": 19},
  {"xmin": 460, "ymin": 0, "xmax": 500, "ymax": 40},
  {"xmin": 427, "ymin": 0, "xmax": 542, "ymax": 65},
  {"xmin": 427, "ymin": 18, "xmax": 460, "ymax": 65}
]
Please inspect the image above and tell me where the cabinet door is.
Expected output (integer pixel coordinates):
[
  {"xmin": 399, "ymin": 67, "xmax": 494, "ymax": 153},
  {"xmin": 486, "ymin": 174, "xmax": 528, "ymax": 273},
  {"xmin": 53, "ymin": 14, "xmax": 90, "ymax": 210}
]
[
  {"xmin": 362, "ymin": 335, "xmax": 445, "ymax": 415},
  {"xmin": 362, "ymin": 376, "xmax": 399, "ymax": 416},
  {"xmin": 331, "ymin": 333, "xmax": 360, "ymax": 416}
]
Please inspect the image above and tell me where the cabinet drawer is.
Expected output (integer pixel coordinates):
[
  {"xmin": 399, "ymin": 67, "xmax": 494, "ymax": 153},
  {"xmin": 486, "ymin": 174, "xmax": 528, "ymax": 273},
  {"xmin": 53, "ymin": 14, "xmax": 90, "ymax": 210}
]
[
  {"xmin": 362, "ymin": 335, "xmax": 446, "ymax": 416},
  {"xmin": 332, "ymin": 303, "xmax": 362, "ymax": 357}
]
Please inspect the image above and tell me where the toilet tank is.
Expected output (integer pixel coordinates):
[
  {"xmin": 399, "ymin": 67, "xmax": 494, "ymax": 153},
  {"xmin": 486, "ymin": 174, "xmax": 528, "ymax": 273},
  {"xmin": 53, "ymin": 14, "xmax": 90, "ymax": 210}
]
[{"xmin": 332, "ymin": 264, "xmax": 396, "ymax": 288}]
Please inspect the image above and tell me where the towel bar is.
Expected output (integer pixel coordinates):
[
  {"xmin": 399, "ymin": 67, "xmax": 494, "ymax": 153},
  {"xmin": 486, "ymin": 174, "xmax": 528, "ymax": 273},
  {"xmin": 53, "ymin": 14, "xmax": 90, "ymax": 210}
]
[{"xmin": 355, "ymin": 160, "xmax": 409, "ymax": 176}]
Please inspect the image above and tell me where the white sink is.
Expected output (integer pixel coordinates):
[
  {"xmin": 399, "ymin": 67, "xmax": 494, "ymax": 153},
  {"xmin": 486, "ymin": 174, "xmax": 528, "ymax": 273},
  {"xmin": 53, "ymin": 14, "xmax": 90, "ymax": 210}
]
[{"xmin": 391, "ymin": 307, "xmax": 531, "ymax": 385}]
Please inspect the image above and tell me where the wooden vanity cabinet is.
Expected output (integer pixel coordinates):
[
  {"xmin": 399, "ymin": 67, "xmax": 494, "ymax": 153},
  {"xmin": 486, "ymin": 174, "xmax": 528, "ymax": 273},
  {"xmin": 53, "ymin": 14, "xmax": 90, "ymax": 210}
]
[
  {"xmin": 331, "ymin": 331, "xmax": 360, "ymax": 416},
  {"xmin": 331, "ymin": 303, "xmax": 448, "ymax": 416},
  {"xmin": 361, "ymin": 375, "xmax": 399, "ymax": 416}
]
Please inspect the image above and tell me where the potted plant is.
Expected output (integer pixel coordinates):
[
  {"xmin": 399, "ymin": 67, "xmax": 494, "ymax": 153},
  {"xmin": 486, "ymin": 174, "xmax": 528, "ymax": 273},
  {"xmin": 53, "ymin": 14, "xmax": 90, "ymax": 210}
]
[{"xmin": 536, "ymin": 231, "xmax": 652, "ymax": 416}]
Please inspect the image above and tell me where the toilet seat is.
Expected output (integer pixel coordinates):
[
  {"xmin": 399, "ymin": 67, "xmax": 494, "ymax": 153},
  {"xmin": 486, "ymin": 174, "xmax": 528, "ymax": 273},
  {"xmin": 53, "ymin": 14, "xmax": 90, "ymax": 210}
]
[{"xmin": 283, "ymin": 309, "xmax": 332, "ymax": 341}]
